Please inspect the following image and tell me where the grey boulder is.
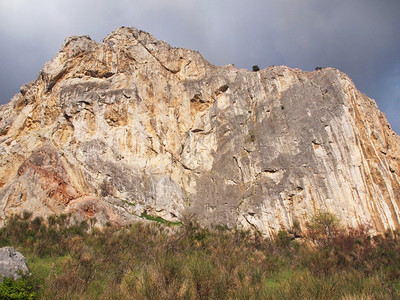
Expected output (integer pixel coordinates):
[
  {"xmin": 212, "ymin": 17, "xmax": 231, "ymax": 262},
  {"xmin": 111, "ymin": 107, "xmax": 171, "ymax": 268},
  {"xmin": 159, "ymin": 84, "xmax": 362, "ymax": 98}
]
[{"xmin": 0, "ymin": 247, "xmax": 29, "ymax": 281}]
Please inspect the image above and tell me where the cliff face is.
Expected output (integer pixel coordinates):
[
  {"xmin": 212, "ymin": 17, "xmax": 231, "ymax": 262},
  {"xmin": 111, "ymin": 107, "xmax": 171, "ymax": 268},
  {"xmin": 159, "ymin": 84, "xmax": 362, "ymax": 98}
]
[{"xmin": 0, "ymin": 27, "xmax": 399, "ymax": 235}]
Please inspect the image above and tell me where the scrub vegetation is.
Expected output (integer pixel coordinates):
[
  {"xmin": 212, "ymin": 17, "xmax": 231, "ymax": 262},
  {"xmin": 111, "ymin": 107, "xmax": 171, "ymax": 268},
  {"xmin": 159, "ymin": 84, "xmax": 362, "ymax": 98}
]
[{"xmin": 0, "ymin": 211, "xmax": 399, "ymax": 299}]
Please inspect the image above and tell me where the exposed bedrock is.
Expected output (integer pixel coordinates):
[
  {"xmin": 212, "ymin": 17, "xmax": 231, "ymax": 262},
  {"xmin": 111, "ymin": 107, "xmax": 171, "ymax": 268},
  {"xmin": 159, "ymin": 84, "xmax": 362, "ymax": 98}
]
[{"xmin": 0, "ymin": 27, "xmax": 399, "ymax": 235}]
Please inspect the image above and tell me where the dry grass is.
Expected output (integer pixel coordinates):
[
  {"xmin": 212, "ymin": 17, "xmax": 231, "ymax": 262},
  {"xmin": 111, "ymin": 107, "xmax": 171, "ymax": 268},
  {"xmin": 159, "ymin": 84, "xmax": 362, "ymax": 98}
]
[{"xmin": 0, "ymin": 212, "xmax": 399, "ymax": 299}]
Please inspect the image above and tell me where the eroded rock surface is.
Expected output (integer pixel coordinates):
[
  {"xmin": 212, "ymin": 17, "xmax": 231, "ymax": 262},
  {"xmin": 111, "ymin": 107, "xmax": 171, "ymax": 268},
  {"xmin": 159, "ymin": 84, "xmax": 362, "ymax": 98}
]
[{"xmin": 0, "ymin": 27, "xmax": 399, "ymax": 235}]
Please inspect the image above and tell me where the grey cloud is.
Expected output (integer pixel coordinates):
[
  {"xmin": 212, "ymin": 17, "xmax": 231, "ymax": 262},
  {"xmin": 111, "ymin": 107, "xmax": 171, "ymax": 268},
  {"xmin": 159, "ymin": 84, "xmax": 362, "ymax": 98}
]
[{"xmin": 0, "ymin": 0, "xmax": 399, "ymax": 132}]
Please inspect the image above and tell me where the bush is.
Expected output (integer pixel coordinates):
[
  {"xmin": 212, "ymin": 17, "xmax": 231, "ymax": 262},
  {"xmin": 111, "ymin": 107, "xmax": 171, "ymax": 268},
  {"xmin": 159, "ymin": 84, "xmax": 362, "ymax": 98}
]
[
  {"xmin": 276, "ymin": 230, "xmax": 292, "ymax": 248},
  {"xmin": 306, "ymin": 210, "xmax": 340, "ymax": 247},
  {"xmin": 0, "ymin": 277, "xmax": 36, "ymax": 300},
  {"xmin": 1, "ymin": 211, "xmax": 400, "ymax": 298}
]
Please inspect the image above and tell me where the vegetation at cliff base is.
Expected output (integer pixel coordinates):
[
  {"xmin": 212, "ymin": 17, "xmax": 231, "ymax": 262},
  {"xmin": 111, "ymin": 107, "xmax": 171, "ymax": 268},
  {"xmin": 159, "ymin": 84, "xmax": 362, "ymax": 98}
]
[
  {"xmin": 140, "ymin": 212, "xmax": 182, "ymax": 226},
  {"xmin": 0, "ymin": 212, "xmax": 399, "ymax": 299},
  {"xmin": 0, "ymin": 277, "xmax": 36, "ymax": 300}
]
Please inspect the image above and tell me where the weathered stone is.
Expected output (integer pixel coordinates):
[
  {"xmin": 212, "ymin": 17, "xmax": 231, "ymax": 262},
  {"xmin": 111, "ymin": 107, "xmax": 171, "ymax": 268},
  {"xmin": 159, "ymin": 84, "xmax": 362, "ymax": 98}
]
[
  {"xmin": 0, "ymin": 27, "xmax": 399, "ymax": 236},
  {"xmin": 0, "ymin": 247, "xmax": 29, "ymax": 280}
]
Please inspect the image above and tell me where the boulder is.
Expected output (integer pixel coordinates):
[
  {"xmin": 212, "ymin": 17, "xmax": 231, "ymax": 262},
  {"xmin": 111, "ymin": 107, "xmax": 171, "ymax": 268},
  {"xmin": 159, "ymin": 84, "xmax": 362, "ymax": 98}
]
[{"xmin": 0, "ymin": 247, "xmax": 29, "ymax": 281}]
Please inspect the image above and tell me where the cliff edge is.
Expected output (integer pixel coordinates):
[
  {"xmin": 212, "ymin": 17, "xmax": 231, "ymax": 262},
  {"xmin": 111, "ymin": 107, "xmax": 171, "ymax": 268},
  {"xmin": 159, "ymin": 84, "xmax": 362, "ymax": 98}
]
[{"xmin": 0, "ymin": 27, "xmax": 399, "ymax": 235}]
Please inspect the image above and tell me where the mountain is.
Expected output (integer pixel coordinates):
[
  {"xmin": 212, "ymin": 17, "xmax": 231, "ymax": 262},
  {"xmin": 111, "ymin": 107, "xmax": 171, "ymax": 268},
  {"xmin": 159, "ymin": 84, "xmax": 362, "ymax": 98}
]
[{"xmin": 0, "ymin": 27, "xmax": 399, "ymax": 236}]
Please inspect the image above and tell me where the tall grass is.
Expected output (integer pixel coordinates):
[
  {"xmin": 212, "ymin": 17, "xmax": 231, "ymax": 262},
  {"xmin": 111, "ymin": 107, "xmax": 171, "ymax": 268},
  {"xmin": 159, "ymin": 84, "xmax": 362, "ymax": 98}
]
[{"xmin": 0, "ymin": 212, "xmax": 399, "ymax": 299}]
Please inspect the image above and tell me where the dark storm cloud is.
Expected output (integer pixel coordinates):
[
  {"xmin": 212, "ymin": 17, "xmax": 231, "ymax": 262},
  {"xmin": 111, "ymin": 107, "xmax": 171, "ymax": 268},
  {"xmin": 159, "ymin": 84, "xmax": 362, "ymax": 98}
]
[{"xmin": 0, "ymin": 0, "xmax": 399, "ymax": 132}]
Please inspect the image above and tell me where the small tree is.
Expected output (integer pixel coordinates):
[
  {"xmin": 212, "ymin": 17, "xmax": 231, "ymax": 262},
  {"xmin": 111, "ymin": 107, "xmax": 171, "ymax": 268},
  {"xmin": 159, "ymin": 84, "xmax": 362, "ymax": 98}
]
[
  {"xmin": 306, "ymin": 210, "xmax": 340, "ymax": 247},
  {"xmin": 252, "ymin": 65, "xmax": 260, "ymax": 72}
]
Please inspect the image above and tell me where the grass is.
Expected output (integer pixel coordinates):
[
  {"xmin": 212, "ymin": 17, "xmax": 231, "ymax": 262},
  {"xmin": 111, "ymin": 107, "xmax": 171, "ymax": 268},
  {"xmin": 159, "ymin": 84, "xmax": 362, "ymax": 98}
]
[
  {"xmin": 0, "ymin": 212, "xmax": 399, "ymax": 299},
  {"xmin": 24, "ymin": 254, "xmax": 69, "ymax": 292},
  {"xmin": 140, "ymin": 212, "xmax": 182, "ymax": 226}
]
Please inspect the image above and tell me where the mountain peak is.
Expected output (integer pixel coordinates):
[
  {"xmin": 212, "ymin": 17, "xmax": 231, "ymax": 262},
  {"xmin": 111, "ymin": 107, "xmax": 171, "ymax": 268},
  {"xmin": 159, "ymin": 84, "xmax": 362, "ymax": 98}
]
[{"xmin": 0, "ymin": 28, "xmax": 399, "ymax": 235}]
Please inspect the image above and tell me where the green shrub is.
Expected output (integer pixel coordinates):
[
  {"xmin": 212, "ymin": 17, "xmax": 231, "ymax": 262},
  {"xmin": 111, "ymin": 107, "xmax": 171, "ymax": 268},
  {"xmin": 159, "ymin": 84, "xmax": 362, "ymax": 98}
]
[
  {"xmin": 0, "ymin": 277, "xmax": 36, "ymax": 300},
  {"xmin": 306, "ymin": 210, "xmax": 340, "ymax": 247},
  {"xmin": 276, "ymin": 230, "xmax": 292, "ymax": 248}
]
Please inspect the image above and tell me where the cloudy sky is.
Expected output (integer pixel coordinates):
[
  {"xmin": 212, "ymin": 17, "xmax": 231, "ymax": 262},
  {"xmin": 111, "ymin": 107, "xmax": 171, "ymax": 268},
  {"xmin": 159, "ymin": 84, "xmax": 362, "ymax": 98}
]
[{"xmin": 1, "ymin": 0, "xmax": 399, "ymax": 133}]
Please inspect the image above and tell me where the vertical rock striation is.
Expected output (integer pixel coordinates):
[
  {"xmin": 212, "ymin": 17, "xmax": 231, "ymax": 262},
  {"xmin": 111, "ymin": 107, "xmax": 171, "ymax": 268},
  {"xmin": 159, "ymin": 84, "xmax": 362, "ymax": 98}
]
[{"xmin": 0, "ymin": 27, "xmax": 399, "ymax": 235}]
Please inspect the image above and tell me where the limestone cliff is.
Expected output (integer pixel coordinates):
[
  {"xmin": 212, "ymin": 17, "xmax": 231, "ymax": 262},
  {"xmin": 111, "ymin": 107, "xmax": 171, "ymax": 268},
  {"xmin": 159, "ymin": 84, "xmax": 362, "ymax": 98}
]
[{"xmin": 0, "ymin": 27, "xmax": 399, "ymax": 235}]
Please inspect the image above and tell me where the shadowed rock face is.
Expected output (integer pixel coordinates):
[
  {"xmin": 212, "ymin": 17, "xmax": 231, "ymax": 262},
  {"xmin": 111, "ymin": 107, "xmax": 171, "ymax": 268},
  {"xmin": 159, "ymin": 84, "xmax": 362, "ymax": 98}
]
[{"xmin": 0, "ymin": 27, "xmax": 399, "ymax": 235}]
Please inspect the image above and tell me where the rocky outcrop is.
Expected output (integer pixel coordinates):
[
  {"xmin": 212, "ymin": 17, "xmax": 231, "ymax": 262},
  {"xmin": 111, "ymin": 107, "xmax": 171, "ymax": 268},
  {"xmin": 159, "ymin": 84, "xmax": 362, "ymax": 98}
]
[
  {"xmin": 0, "ymin": 247, "xmax": 29, "ymax": 280},
  {"xmin": 0, "ymin": 27, "xmax": 399, "ymax": 235}
]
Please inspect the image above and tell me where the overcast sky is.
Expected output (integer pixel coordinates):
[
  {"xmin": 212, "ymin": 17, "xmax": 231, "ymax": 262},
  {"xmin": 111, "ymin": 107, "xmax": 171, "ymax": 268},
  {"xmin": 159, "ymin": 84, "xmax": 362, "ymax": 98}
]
[{"xmin": 0, "ymin": 0, "xmax": 399, "ymax": 133}]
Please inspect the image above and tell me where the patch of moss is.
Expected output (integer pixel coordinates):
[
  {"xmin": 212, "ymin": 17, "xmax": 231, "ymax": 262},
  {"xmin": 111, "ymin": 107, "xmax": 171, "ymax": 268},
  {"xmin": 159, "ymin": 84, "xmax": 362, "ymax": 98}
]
[
  {"xmin": 121, "ymin": 199, "xmax": 135, "ymax": 206},
  {"xmin": 140, "ymin": 213, "xmax": 182, "ymax": 226}
]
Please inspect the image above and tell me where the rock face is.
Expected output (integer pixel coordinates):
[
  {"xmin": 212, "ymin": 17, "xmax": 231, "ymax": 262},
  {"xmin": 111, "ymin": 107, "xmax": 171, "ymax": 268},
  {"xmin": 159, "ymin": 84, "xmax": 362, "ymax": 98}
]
[
  {"xmin": 0, "ymin": 27, "xmax": 399, "ymax": 235},
  {"xmin": 0, "ymin": 247, "xmax": 29, "ymax": 280}
]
